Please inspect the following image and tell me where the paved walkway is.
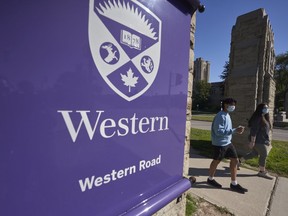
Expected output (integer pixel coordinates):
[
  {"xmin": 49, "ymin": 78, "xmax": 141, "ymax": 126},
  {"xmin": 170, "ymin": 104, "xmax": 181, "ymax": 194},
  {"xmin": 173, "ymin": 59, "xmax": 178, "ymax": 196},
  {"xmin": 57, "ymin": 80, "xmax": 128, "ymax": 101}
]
[{"xmin": 188, "ymin": 152, "xmax": 288, "ymax": 216}]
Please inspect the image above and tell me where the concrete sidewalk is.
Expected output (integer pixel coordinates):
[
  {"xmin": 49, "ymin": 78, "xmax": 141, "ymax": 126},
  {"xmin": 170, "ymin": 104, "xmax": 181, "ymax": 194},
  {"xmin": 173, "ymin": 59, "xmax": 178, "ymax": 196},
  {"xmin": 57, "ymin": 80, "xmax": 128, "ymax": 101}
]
[{"xmin": 188, "ymin": 152, "xmax": 288, "ymax": 216}]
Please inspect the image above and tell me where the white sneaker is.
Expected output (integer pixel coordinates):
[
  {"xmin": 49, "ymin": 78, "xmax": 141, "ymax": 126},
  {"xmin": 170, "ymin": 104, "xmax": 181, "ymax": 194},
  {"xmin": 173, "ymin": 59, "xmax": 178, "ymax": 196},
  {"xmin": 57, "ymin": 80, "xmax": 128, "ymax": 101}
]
[{"xmin": 258, "ymin": 171, "xmax": 273, "ymax": 180}]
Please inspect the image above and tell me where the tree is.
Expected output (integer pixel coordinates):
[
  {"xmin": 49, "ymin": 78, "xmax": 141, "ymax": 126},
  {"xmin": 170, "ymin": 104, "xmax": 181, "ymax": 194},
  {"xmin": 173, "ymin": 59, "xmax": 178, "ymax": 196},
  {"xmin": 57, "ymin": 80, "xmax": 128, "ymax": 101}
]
[
  {"xmin": 219, "ymin": 61, "xmax": 230, "ymax": 81},
  {"xmin": 193, "ymin": 80, "xmax": 211, "ymax": 110},
  {"xmin": 274, "ymin": 52, "xmax": 288, "ymax": 111}
]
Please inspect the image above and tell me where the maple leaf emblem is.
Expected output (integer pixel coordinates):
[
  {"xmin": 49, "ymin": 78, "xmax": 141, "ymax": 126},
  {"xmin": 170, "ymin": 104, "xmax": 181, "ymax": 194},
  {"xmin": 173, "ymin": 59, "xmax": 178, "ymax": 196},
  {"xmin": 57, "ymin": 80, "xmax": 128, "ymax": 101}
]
[{"xmin": 120, "ymin": 68, "xmax": 139, "ymax": 92}]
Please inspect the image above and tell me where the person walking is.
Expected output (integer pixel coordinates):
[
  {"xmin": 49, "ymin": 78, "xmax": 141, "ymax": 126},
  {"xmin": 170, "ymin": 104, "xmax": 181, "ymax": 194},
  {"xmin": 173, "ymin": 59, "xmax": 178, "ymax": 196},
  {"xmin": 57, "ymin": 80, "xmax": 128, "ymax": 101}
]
[
  {"xmin": 239, "ymin": 103, "xmax": 273, "ymax": 179},
  {"xmin": 207, "ymin": 98, "xmax": 248, "ymax": 193}
]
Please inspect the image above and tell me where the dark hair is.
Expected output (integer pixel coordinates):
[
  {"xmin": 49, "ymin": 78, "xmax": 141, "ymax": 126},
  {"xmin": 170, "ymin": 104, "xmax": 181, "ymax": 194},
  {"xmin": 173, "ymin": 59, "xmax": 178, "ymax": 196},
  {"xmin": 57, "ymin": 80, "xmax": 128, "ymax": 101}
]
[
  {"xmin": 221, "ymin": 98, "xmax": 237, "ymax": 110},
  {"xmin": 248, "ymin": 103, "xmax": 271, "ymax": 129}
]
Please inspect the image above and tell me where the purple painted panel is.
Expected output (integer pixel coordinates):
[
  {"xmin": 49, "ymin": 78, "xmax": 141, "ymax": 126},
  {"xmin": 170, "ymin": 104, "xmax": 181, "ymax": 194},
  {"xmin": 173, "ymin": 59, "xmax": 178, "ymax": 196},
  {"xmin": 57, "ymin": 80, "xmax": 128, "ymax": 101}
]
[{"xmin": 0, "ymin": 0, "xmax": 194, "ymax": 215}]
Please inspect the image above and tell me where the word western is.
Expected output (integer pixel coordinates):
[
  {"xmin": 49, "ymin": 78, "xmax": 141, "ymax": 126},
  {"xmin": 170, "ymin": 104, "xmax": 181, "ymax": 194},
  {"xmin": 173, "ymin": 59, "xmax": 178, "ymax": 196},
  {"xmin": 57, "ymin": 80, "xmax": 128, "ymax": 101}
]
[
  {"xmin": 79, "ymin": 155, "xmax": 161, "ymax": 192},
  {"xmin": 57, "ymin": 110, "xmax": 169, "ymax": 142}
]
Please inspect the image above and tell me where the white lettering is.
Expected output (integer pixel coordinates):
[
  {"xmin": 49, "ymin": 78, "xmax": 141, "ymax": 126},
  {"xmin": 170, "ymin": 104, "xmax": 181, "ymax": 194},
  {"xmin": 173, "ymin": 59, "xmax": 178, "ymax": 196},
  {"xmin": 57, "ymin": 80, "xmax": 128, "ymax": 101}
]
[
  {"xmin": 139, "ymin": 117, "xmax": 150, "ymax": 133},
  {"xmin": 103, "ymin": 174, "xmax": 111, "ymax": 184},
  {"xmin": 78, "ymin": 165, "xmax": 137, "ymax": 192},
  {"xmin": 57, "ymin": 110, "xmax": 104, "ymax": 142},
  {"xmin": 126, "ymin": 166, "xmax": 136, "ymax": 175},
  {"xmin": 94, "ymin": 177, "xmax": 103, "ymax": 187},
  {"xmin": 130, "ymin": 113, "xmax": 138, "ymax": 135},
  {"xmin": 149, "ymin": 117, "xmax": 159, "ymax": 132},
  {"xmin": 159, "ymin": 116, "xmax": 169, "ymax": 131},
  {"xmin": 100, "ymin": 118, "xmax": 116, "ymax": 138},
  {"xmin": 58, "ymin": 110, "xmax": 169, "ymax": 142},
  {"xmin": 117, "ymin": 170, "xmax": 124, "ymax": 178},
  {"xmin": 117, "ymin": 118, "xmax": 129, "ymax": 136},
  {"xmin": 78, "ymin": 176, "xmax": 95, "ymax": 192},
  {"xmin": 139, "ymin": 155, "xmax": 161, "ymax": 171}
]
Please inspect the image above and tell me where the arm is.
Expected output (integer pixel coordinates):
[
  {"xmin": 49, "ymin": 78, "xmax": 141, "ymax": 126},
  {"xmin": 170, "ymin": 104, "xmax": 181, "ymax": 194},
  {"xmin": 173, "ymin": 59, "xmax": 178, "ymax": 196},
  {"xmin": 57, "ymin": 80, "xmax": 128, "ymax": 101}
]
[
  {"xmin": 249, "ymin": 135, "xmax": 256, "ymax": 149},
  {"xmin": 250, "ymin": 135, "xmax": 256, "ymax": 143},
  {"xmin": 249, "ymin": 118, "xmax": 260, "ymax": 148},
  {"xmin": 213, "ymin": 115, "xmax": 235, "ymax": 137}
]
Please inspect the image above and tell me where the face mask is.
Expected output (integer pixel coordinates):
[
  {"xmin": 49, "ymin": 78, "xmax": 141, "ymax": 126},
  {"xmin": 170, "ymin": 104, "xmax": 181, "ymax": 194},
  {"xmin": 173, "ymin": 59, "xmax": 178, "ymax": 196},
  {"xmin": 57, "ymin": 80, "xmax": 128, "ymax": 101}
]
[
  {"xmin": 262, "ymin": 108, "xmax": 269, "ymax": 114},
  {"xmin": 227, "ymin": 105, "xmax": 235, "ymax": 112}
]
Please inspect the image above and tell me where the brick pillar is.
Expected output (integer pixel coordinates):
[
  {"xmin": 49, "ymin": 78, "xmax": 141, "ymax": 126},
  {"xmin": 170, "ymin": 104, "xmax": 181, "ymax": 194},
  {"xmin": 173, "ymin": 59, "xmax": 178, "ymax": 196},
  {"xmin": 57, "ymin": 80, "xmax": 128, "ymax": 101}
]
[{"xmin": 225, "ymin": 9, "xmax": 276, "ymax": 155}]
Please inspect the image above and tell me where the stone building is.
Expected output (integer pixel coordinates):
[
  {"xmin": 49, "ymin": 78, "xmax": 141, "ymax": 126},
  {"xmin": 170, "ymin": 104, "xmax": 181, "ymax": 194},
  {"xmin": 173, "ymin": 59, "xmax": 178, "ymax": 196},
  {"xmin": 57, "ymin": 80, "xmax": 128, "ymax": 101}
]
[
  {"xmin": 194, "ymin": 57, "xmax": 210, "ymax": 82},
  {"xmin": 225, "ymin": 8, "xmax": 276, "ymax": 154},
  {"xmin": 193, "ymin": 57, "xmax": 224, "ymax": 111},
  {"xmin": 192, "ymin": 57, "xmax": 211, "ymax": 110}
]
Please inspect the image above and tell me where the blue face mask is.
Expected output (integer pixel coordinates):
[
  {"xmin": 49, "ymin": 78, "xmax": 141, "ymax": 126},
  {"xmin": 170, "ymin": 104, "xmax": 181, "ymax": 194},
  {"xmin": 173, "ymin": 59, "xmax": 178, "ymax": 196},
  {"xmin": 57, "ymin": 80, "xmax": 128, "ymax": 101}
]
[
  {"xmin": 262, "ymin": 108, "xmax": 269, "ymax": 114},
  {"xmin": 227, "ymin": 105, "xmax": 235, "ymax": 112}
]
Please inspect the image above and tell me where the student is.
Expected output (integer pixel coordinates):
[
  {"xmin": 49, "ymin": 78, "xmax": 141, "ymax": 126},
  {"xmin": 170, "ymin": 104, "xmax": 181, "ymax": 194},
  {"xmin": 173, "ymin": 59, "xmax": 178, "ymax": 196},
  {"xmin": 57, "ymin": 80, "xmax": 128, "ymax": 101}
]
[
  {"xmin": 239, "ymin": 103, "xmax": 273, "ymax": 179},
  {"xmin": 207, "ymin": 98, "xmax": 248, "ymax": 193}
]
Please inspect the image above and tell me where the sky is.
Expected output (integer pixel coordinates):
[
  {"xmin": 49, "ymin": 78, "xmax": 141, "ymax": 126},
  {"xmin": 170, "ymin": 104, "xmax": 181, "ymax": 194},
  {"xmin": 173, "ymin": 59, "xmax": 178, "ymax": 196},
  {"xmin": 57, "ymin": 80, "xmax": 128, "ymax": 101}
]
[{"xmin": 194, "ymin": 0, "xmax": 288, "ymax": 83}]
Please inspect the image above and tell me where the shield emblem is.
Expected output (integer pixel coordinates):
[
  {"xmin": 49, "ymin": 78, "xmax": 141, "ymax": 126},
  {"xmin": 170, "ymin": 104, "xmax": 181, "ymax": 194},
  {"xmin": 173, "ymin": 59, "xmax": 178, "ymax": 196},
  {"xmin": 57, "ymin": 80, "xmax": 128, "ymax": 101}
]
[{"xmin": 88, "ymin": 0, "xmax": 162, "ymax": 101}]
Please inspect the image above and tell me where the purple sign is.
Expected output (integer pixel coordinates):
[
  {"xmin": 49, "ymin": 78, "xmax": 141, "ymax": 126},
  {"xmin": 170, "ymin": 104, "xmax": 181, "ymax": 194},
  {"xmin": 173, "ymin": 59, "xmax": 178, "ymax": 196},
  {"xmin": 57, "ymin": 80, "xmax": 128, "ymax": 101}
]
[{"xmin": 0, "ymin": 0, "xmax": 197, "ymax": 215}]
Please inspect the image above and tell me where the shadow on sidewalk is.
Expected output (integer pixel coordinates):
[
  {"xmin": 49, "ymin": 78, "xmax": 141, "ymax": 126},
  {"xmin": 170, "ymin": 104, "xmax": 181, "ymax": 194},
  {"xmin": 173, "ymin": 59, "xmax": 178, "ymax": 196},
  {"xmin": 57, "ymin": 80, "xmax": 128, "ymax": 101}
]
[
  {"xmin": 189, "ymin": 161, "xmax": 259, "ymax": 177},
  {"xmin": 189, "ymin": 166, "xmax": 231, "ymax": 178},
  {"xmin": 188, "ymin": 160, "xmax": 259, "ymax": 191}
]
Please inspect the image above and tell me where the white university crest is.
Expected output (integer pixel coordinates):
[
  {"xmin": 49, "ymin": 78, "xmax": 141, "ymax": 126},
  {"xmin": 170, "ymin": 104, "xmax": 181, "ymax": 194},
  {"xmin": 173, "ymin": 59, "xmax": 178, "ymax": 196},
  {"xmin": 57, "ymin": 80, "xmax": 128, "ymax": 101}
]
[{"xmin": 88, "ymin": 0, "xmax": 162, "ymax": 101}]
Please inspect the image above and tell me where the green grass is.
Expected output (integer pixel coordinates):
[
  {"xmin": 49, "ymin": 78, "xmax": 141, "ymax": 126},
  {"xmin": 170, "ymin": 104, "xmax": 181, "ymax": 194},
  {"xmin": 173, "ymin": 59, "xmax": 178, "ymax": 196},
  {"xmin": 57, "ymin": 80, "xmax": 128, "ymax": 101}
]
[
  {"xmin": 244, "ymin": 140, "xmax": 288, "ymax": 177},
  {"xmin": 185, "ymin": 194, "xmax": 198, "ymax": 216},
  {"xmin": 191, "ymin": 114, "xmax": 215, "ymax": 122},
  {"xmin": 190, "ymin": 128, "xmax": 213, "ymax": 158},
  {"xmin": 190, "ymin": 128, "xmax": 288, "ymax": 177}
]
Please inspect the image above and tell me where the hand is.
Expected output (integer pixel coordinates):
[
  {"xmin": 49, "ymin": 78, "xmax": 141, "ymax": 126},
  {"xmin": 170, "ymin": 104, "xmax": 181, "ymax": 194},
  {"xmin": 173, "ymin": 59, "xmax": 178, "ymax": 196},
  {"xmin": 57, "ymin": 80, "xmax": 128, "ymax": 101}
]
[
  {"xmin": 236, "ymin": 126, "xmax": 245, "ymax": 134},
  {"xmin": 248, "ymin": 141, "xmax": 255, "ymax": 149}
]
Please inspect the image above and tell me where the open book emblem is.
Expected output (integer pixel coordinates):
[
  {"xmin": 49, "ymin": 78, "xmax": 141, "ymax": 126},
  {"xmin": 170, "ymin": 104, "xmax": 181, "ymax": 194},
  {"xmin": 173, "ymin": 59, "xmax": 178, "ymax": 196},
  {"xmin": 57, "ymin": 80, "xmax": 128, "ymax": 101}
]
[{"xmin": 88, "ymin": 0, "xmax": 162, "ymax": 101}]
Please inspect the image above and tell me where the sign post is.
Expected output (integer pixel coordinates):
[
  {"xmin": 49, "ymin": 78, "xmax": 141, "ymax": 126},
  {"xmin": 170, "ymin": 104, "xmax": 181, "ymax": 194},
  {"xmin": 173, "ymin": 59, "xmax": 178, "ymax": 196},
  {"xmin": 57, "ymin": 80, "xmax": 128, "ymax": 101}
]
[{"xmin": 0, "ymin": 0, "xmax": 203, "ymax": 215}]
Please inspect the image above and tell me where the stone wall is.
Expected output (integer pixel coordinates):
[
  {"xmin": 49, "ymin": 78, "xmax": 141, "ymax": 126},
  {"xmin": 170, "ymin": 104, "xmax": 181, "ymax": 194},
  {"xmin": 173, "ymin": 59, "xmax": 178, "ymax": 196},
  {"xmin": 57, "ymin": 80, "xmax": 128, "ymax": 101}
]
[
  {"xmin": 225, "ymin": 8, "xmax": 276, "ymax": 155},
  {"xmin": 185, "ymin": 11, "xmax": 197, "ymax": 179}
]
